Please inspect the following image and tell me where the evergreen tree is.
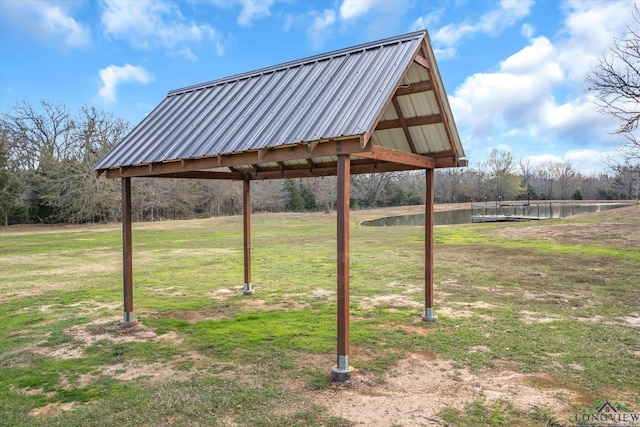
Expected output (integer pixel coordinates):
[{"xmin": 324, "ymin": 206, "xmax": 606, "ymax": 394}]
[{"xmin": 284, "ymin": 179, "xmax": 305, "ymax": 211}]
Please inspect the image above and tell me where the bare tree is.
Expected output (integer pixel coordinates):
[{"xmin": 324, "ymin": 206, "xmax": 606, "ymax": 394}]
[
  {"xmin": 587, "ymin": 4, "xmax": 640, "ymax": 166},
  {"xmin": 482, "ymin": 149, "xmax": 522, "ymax": 200},
  {"xmin": 0, "ymin": 101, "xmax": 77, "ymax": 170},
  {"xmin": 435, "ymin": 168, "xmax": 465, "ymax": 203},
  {"xmin": 351, "ymin": 172, "xmax": 401, "ymax": 207},
  {"xmin": 551, "ymin": 161, "xmax": 579, "ymax": 200}
]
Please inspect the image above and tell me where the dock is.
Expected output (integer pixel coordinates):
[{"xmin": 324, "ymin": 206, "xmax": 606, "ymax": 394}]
[{"xmin": 471, "ymin": 202, "xmax": 542, "ymax": 223}]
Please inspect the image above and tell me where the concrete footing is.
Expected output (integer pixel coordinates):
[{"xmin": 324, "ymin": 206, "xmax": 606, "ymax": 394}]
[
  {"xmin": 421, "ymin": 307, "xmax": 437, "ymax": 322},
  {"xmin": 330, "ymin": 365, "xmax": 354, "ymax": 382},
  {"xmin": 243, "ymin": 283, "xmax": 254, "ymax": 295}
]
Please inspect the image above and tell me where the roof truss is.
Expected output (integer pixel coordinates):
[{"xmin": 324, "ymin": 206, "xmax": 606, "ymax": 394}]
[{"xmin": 96, "ymin": 31, "xmax": 465, "ymax": 182}]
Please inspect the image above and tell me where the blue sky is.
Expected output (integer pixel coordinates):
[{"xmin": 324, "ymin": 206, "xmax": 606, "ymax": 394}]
[{"xmin": 0, "ymin": 0, "xmax": 636, "ymax": 174}]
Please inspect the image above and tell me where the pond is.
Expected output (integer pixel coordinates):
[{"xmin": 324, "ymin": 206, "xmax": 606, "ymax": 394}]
[{"xmin": 361, "ymin": 202, "xmax": 632, "ymax": 226}]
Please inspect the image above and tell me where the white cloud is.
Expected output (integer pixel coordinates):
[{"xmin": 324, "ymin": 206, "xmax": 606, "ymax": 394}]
[
  {"xmin": 563, "ymin": 149, "xmax": 611, "ymax": 173},
  {"xmin": 288, "ymin": 0, "xmax": 407, "ymax": 49},
  {"xmin": 172, "ymin": 48, "xmax": 198, "ymax": 62},
  {"xmin": 449, "ymin": 1, "xmax": 632, "ymax": 154},
  {"xmin": 556, "ymin": 0, "xmax": 634, "ymax": 84},
  {"xmin": 100, "ymin": 0, "xmax": 221, "ymax": 59},
  {"xmin": 523, "ymin": 149, "xmax": 614, "ymax": 175},
  {"xmin": 520, "ymin": 23, "xmax": 535, "ymax": 38},
  {"xmin": 307, "ymin": 9, "xmax": 336, "ymax": 50},
  {"xmin": 237, "ymin": 0, "xmax": 274, "ymax": 26},
  {"xmin": 209, "ymin": 0, "xmax": 275, "ymax": 26},
  {"xmin": 433, "ymin": 0, "xmax": 533, "ymax": 46},
  {"xmin": 450, "ymin": 37, "xmax": 565, "ymax": 138},
  {"xmin": 98, "ymin": 64, "xmax": 154, "ymax": 103},
  {"xmin": 410, "ymin": 11, "xmax": 443, "ymax": 32},
  {"xmin": 339, "ymin": 0, "xmax": 375, "ymax": 21},
  {"xmin": 434, "ymin": 47, "xmax": 457, "ymax": 61},
  {"xmin": 524, "ymin": 154, "xmax": 563, "ymax": 169},
  {"xmin": 0, "ymin": 0, "xmax": 90, "ymax": 49}
]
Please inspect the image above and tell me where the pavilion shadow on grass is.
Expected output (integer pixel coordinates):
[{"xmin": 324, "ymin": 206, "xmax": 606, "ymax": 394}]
[{"xmin": 94, "ymin": 29, "xmax": 467, "ymax": 381}]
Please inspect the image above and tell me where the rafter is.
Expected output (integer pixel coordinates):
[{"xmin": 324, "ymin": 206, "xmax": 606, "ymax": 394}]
[
  {"xmin": 392, "ymin": 97, "xmax": 417, "ymax": 153},
  {"xmin": 395, "ymin": 80, "xmax": 434, "ymax": 96},
  {"xmin": 375, "ymin": 113, "xmax": 443, "ymax": 131},
  {"xmin": 357, "ymin": 145, "xmax": 435, "ymax": 168},
  {"xmin": 413, "ymin": 54, "xmax": 429, "ymax": 70}
]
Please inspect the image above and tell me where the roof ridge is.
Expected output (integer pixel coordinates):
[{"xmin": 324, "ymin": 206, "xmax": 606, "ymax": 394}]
[{"xmin": 168, "ymin": 30, "xmax": 427, "ymax": 96}]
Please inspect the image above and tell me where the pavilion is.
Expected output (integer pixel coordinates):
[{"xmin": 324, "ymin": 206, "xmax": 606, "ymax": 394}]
[{"xmin": 95, "ymin": 29, "xmax": 467, "ymax": 381}]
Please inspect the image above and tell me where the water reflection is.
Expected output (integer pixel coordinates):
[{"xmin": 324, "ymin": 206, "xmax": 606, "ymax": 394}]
[{"xmin": 361, "ymin": 203, "xmax": 632, "ymax": 226}]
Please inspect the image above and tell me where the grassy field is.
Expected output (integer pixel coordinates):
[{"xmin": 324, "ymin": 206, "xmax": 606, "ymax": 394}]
[{"xmin": 1, "ymin": 204, "xmax": 639, "ymax": 426}]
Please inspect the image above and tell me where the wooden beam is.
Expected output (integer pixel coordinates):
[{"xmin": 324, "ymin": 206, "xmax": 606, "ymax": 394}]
[
  {"xmin": 242, "ymin": 177, "xmax": 253, "ymax": 295},
  {"xmin": 122, "ymin": 177, "xmax": 134, "ymax": 324},
  {"xmin": 102, "ymin": 137, "xmax": 368, "ymax": 179},
  {"xmin": 249, "ymin": 161, "xmax": 420, "ymax": 180},
  {"xmin": 422, "ymin": 168, "xmax": 436, "ymax": 321},
  {"xmin": 152, "ymin": 171, "xmax": 246, "ymax": 180},
  {"xmin": 356, "ymin": 145, "xmax": 436, "ymax": 168},
  {"xmin": 109, "ymin": 157, "xmax": 436, "ymax": 181},
  {"xmin": 375, "ymin": 113, "xmax": 443, "ymax": 131},
  {"xmin": 333, "ymin": 154, "xmax": 353, "ymax": 380},
  {"xmin": 414, "ymin": 54, "xmax": 430, "ymax": 70},
  {"xmin": 392, "ymin": 97, "xmax": 417, "ymax": 153},
  {"xmin": 395, "ymin": 80, "xmax": 433, "ymax": 96}
]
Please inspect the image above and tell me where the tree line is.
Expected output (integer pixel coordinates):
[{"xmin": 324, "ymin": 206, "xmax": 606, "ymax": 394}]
[
  {"xmin": 4, "ymin": 8, "xmax": 640, "ymax": 226},
  {"xmin": 1, "ymin": 101, "xmax": 637, "ymax": 226}
]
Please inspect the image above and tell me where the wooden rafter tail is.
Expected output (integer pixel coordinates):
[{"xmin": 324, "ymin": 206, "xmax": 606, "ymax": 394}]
[
  {"xmin": 360, "ymin": 132, "xmax": 371, "ymax": 149},
  {"xmin": 257, "ymin": 148, "xmax": 270, "ymax": 162},
  {"xmin": 307, "ymin": 141, "xmax": 320, "ymax": 154},
  {"xmin": 104, "ymin": 138, "xmax": 367, "ymax": 179}
]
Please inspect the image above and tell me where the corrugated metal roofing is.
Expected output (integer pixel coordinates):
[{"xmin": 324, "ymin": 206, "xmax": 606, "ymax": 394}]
[{"xmin": 95, "ymin": 30, "xmax": 465, "ymax": 174}]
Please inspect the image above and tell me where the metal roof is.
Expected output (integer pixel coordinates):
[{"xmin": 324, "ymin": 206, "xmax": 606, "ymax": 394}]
[{"xmin": 95, "ymin": 30, "xmax": 465, "ymax": 179}]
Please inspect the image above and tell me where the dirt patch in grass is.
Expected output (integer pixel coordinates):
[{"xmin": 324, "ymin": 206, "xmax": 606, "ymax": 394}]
[
  {"xmin": 619, "ymin": 313, "xmax": 640, "ymax": 327},
  {"xmin": 99, "ymin": 361, "xmax": 179, "ymax": 382},
  {"xmin": 519, "ymin": 310, "xmax": 561, "ymax": 324},
  {"xmin": 357, "ymin": 294, "xmax": 422, "ymax": 310},
  {"xmin": 375, "ymin": 320, "xmax": 437, "ymax": 336},
  {"xmin": 160, "ymin": 308, "xmax": 230, "ymax": 323},
  {"xmin": 64, "ymin": 318, "xmax": 182, "ymax": 347},
  {"xmin": 493, "ymin": 205, "xmax": 640, "ymax": 247},
  {"xmin": 28, "ymin": 401, "xmax": 75, "ymax": 417},
  {"xmin": 312, "ymin": 352, "xmax": 578, "ymax": 426}
]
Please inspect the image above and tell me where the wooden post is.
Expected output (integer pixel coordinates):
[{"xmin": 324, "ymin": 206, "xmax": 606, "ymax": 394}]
[
  {"xmin": 332, "ymin": 154, "xmax": 354, "ymax": 381},
  {"xmin": 122, "ymin": 177, "xmax": 134, "ymax": 323},
  {"xmin": 242, "ymin": 176, "xmax": 253, "ymax": 295},
  {"xmin": 422, "ymin": 168, "xmax": 437, "ymax": 321}
]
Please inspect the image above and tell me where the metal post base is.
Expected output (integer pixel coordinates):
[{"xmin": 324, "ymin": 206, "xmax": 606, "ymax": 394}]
[
  {"xmin": 121, "ymin": 312, "xmax": 136, "ymax": 325},
  {"xmin": 243, "ymin": 283, "xmax": 254, "ymax": 295},
  {"xmin": 421, "ymin": 307, "xmax": 437, "ymax": 322}
]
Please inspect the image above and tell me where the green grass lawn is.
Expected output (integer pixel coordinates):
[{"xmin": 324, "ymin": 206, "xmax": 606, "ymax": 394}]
[{"xmin": 1, "ymin": 205, "xmax": 639, "ymax": 426}]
